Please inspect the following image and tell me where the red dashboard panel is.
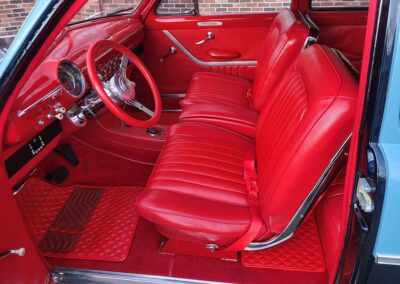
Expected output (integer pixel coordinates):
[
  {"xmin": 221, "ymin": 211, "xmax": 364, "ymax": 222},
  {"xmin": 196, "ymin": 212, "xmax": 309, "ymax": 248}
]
[{"xmin": 5, "ymin": 17, "xmax": 144, "ymax": 146}]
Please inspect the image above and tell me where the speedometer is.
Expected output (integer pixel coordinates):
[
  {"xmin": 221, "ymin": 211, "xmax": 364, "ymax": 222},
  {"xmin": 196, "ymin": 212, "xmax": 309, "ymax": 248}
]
[{"xmin": 57, "ymin": 61, "xmax": 86, "ymax": 97}]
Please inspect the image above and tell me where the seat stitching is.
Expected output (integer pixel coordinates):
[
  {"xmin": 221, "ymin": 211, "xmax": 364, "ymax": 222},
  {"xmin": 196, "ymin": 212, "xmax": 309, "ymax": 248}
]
[{"xmin": 155, "ymin": 169, "xmax": 245, "ymax": 185}]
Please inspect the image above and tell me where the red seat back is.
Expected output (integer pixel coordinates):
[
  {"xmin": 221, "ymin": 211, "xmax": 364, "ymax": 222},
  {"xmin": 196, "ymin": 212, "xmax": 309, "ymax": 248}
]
[
  {"xmin": 255, "ymin": 45, "xmax": 358, "ymax": 235},
  {"xmin": 252, "ymin": 9, "xmax": 309, "ymax": 111}
]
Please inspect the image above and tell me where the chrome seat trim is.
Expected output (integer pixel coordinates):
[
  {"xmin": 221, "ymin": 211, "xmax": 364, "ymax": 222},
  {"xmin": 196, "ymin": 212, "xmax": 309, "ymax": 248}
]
[{"xmin": 245, "ymin": 135, "xmax": 352, "ymax": 251}]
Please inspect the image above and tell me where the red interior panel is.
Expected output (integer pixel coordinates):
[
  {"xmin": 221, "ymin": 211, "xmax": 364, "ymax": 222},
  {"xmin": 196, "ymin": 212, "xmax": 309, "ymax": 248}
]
[
  {"xmin": 308, "ymin": 10, "xmax": 368, "ymax": 69},
  {"xmin": 143, "ymin": 12, "xmax": 276, "ymax": 93}
]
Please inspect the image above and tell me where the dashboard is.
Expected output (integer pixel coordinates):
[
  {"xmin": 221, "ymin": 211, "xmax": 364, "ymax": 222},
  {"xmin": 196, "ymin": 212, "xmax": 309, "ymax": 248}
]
[{"xmin": 4, "ymin": 16, "xmax": 144, "ymax": 186}]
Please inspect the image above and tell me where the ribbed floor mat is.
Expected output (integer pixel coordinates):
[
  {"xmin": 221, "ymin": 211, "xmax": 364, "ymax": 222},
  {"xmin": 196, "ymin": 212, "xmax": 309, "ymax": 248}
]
[
  {"xmin": 16, "ymin": 178, "xmax": 143, "ymax": 261},
  {"xmin": 241, "ymin": 216, "xmax": 326, "ymax": 272}
]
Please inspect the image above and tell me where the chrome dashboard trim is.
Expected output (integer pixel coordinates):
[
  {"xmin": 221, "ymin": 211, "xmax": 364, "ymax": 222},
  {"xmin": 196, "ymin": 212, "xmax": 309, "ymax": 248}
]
[
  {"xmin": 17, "ymin": 86, "xmax": 62, "ymax": 117},
  {"xmin": 52, "ymin": 267, "xmax": 230, "ymax": 283},
  {"xmin": 163, "ymin": 30, "xmax": 257, "ymax": 67}
]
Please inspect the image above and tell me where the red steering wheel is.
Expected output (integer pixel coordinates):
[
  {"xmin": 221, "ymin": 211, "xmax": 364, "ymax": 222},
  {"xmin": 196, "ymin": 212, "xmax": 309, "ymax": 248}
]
[{"xmin": 87, "ymin": 40, "xmax": 161, "ymax": 128}]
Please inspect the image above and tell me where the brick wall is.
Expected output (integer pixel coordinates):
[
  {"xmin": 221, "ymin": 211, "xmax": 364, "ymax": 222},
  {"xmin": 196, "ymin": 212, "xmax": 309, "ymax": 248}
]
[
  {"xmin": 0, "ymin": 0, "xmax": 36, "ymax": 37},
  {"xmin": 0, "ymin": 0, "xmax": 369, "ymax": 38}
]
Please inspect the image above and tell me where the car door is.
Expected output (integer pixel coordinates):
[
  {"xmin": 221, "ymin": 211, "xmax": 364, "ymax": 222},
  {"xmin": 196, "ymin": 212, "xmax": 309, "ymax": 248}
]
[
  {"xmin": 306, "ymin": 0, "xmax": 369, "ymax": 71},
  {"xmin": 142, "ymin": 0, "xmax": 285, "ymax": 95}
]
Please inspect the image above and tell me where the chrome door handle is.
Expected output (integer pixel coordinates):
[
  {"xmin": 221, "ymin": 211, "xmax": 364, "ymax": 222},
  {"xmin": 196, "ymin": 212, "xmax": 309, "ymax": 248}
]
[
  {"xmin": 160, "ymin": 47, "xmax": 177, "ymax": 63},
  {"xmin": 0, "ymin": 248, "xmax": 25, "ymax": 260},
  {"xmin": 195, "ymin": 32, "xmax": 215, "ymax": 45}
]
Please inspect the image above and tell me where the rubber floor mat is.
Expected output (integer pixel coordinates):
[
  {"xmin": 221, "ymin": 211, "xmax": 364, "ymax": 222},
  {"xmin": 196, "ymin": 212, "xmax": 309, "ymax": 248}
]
[
  {"xmin": 16, "ymin": 178, "xmax": 143, "ymax": 261},
  {"xmin": 241, "ymin": 215, "xmax": 326, "ymax": 272}
]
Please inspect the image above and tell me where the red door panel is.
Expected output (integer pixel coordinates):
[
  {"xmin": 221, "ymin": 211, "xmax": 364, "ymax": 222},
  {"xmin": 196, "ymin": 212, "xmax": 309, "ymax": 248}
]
[
  {"xmin": 144, "ymin": 12, "xmax": 276, "ymax": 93},
  {"xmin": 307, "ymin": 10, "xmax": 368, "ymax": 70}
]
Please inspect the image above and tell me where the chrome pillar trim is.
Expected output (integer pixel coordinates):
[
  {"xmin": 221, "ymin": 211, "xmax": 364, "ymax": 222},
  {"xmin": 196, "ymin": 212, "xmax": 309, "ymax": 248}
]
[
  {"xmin": 161, "ymin": 93, "xmax": 186, "ymax": 98},
  {"xmin": 162, "ymin": 30, "xmax": 257, "ymax": 67},
  {"xmin": 245, "ymin": 135, "xmax": 352, "ymax": 251},
  {"xmin": 17, "ymin": 86, "xmax": 62, "ymax": 117},
  {"xmin": 52, "ymin": 267, "xmax": 231, "ymax": 284},
  {"xmin": 376, "ymin": 255, "xmax": 400, "ymax": 266}
]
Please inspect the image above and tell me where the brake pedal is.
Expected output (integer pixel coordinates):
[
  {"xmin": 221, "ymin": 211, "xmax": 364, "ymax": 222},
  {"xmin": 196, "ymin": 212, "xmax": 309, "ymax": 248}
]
[
  {"xmin": 46, "ymin": 166, "xmax": 69, "ymax": 184},
  {"xmin": 55, "ymin": 144, "xmax": 79, "ymax": 166}
]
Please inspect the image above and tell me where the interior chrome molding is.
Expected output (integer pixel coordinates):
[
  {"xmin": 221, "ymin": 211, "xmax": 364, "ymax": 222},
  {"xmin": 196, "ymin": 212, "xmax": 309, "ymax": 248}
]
[
  {"xmin": 163, "ymin": 108, "xmax": 182, "ymax": 112},
  {"xmin": 245, "ymin": 135, "xmax": 352, "ymax": 251},
  {"xmin": 162, "ymin": 30, "xmax": 257, "ymax": 67},
  {"xmin": 160, "ymin": 93, "xmax": 186, "ymax": 98},
  {"xmin": 197, "ymin": 21, "xmax": 223, "ymax": 27},
  {"xmin": 17, "ymin": 86, "xmax": 62, "ymax": 117},
  {"xmin": 52, "ymin": 267, "xmax": 230, "ymax": 284}
]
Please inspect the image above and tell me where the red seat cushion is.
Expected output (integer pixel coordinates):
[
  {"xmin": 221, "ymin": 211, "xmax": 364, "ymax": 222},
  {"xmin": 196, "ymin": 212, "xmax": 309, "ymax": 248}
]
[
  {"xmin": 136, "ymin": 45, "xmax": 358, "ymax": 248},
  {"xmin": 179, "ymin": 102, "xmax": 259, "ymax": 138},
  {"xmin": 136, "ymin": 122, "xmax": 268, "ymax": 245},
  {"xmin": 181, "ymin": 72, "xmax": 252, "ymax": 108}
]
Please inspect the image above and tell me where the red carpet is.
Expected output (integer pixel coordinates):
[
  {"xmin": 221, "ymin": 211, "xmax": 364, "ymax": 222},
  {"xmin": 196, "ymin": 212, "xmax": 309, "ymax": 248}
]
[
  {"xmin": 242, "ymin": 215, "xmax": 326, "ymax": 272},
  {"xmin": 16, "ymin": 178, "xmax": 143, "ymax": 262}
]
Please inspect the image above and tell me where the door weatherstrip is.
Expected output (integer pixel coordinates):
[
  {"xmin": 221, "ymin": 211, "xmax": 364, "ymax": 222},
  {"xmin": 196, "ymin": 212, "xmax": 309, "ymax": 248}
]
[{"xmin": 162, "ymin": 30, "xmax": 257, "ymax": 67}]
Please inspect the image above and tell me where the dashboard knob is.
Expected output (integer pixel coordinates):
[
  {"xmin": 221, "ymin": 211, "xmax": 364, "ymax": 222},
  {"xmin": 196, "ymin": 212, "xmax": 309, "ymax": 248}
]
[{"xmin": 47, "ymin": 113, "xmax": 64, "ymax": 120}]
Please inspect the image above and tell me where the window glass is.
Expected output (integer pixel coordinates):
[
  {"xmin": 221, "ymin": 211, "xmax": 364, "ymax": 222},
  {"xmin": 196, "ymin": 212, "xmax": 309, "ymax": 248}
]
[
  {"xmin": 156, "ymin": 0, "xmax": 291, "ymax": 16},
  {"xmin": 311, "ymin": 0, "xmax": 369, "ymax": 9},
  {"xmin": 70, "ymin": 0, "xmax": 142, "ymax": 24},
  {"xmin": 157, "ymin": 0, "xmax": 196, "ymax": 15}
]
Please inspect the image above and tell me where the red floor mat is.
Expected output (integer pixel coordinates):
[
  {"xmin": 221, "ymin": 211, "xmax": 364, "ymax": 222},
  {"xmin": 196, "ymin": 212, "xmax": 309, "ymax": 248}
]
[
  {"xmin": 16, "ymin": 178, "xmax": 143, "ymax": 262},
  {"xmin": 241, "ymin": 215, "xmax": 326, "ymax": 272}
]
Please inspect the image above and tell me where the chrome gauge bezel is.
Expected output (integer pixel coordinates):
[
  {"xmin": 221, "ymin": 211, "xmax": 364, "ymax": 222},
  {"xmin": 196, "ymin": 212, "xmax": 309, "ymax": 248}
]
[{"xmin": 57, "ymin": 60, "xmax": 87, "ymax": 98}]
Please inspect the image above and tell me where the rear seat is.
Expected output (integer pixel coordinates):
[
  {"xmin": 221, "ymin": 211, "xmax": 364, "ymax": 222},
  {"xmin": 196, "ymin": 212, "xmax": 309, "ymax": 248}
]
[{"xmin": 179, "ymin": 9, "xmax": 313, "ymax": 137}]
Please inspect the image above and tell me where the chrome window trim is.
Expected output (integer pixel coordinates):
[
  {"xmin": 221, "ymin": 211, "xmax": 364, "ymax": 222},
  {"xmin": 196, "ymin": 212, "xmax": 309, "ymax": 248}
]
[
  {"xmin": 245, "ymin": 135, "xmax": 352, "ymax": 251},
  {"xmin": 163, "ymin": 30, "xmax": 257, "ymax": 67},
  {"xmin": 52, "ymin": 267, "xmax": 230, "ymax": 283}
]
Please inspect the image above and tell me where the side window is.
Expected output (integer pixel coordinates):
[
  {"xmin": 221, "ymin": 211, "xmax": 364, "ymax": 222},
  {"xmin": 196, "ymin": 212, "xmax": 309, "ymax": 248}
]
[
  {"xmin": 311, "ymin": 0, "xmax": 369, "ymax": 9},
  {"xmin": 157, "ymin": 0, "xmax": 197, "ymax": 16},
  {"xmin": 156, "ymin": 0, "xmax": 290, "ymax": 16}
]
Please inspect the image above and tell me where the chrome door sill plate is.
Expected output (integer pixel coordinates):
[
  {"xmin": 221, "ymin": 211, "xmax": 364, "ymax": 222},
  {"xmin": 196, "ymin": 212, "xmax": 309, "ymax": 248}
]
[{"xmin": 52, "ymin": 267, "xmax": 231, "ymax": 284}]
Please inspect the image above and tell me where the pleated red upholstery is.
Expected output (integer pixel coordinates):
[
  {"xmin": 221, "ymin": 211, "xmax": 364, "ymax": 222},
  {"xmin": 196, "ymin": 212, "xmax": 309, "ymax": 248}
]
[
  {"xmin": 181, "ymin": 72, "xmax": 252, "ymax": 108},
  {"xmin": 136, "ymin": 45, "xmax": 358, "ymax": 247},
  {"xmin": 179, "ymin": 9, "xmax": 310, "ymax": 134},
  {"xmin": 136, "ymin": 122, "xmax": 268, "ymax": 244}
]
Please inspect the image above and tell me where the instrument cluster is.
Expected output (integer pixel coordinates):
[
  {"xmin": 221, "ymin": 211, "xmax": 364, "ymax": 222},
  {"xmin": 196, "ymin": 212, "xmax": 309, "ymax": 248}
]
[{"xmin": 97, "ymin": 56, "xmax": 122, "ymax": 81}]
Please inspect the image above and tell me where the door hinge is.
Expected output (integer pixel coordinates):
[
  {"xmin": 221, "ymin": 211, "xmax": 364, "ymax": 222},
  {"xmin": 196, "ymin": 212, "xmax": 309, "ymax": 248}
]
[{"xmin": 356, "ymin": 176, "xmax": 376, "ymax": 213}]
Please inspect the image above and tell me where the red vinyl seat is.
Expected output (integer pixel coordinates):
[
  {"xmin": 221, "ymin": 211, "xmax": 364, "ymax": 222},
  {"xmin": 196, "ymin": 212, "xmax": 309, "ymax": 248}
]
[
  {"xmin": 179, "ymin": 9, "xmax": 311, "ymax": 136},
  {"xmin": 136, "ymin": 45, "xmax": 358, "ymax": 249}
]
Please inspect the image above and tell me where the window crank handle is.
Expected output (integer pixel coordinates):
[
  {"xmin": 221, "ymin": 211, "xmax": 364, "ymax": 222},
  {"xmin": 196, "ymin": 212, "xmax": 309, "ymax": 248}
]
[
  {"xmin": 160, "ymin": 47, "xmax": 177, "ymax": 63},
  {"xmin": 195, "ymin": 32, "xmax": 215, "ymax": 45}
]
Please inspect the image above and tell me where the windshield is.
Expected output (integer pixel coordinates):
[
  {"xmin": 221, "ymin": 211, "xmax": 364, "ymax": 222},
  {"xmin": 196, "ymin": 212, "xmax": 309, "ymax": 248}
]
[{"xmin": 69, "ymin": 0, "xmax": 142, "ymax": 24}]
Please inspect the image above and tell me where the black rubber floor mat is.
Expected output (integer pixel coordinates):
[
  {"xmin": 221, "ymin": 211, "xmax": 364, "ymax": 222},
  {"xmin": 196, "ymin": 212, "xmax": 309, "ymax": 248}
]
[
  {"xmin": 39, "ymin": 231, "xmax": 79, "ymax": 253},
  {"xmin": 54, "ymin": 188, "xmax": 103, "ymax": 230}
]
